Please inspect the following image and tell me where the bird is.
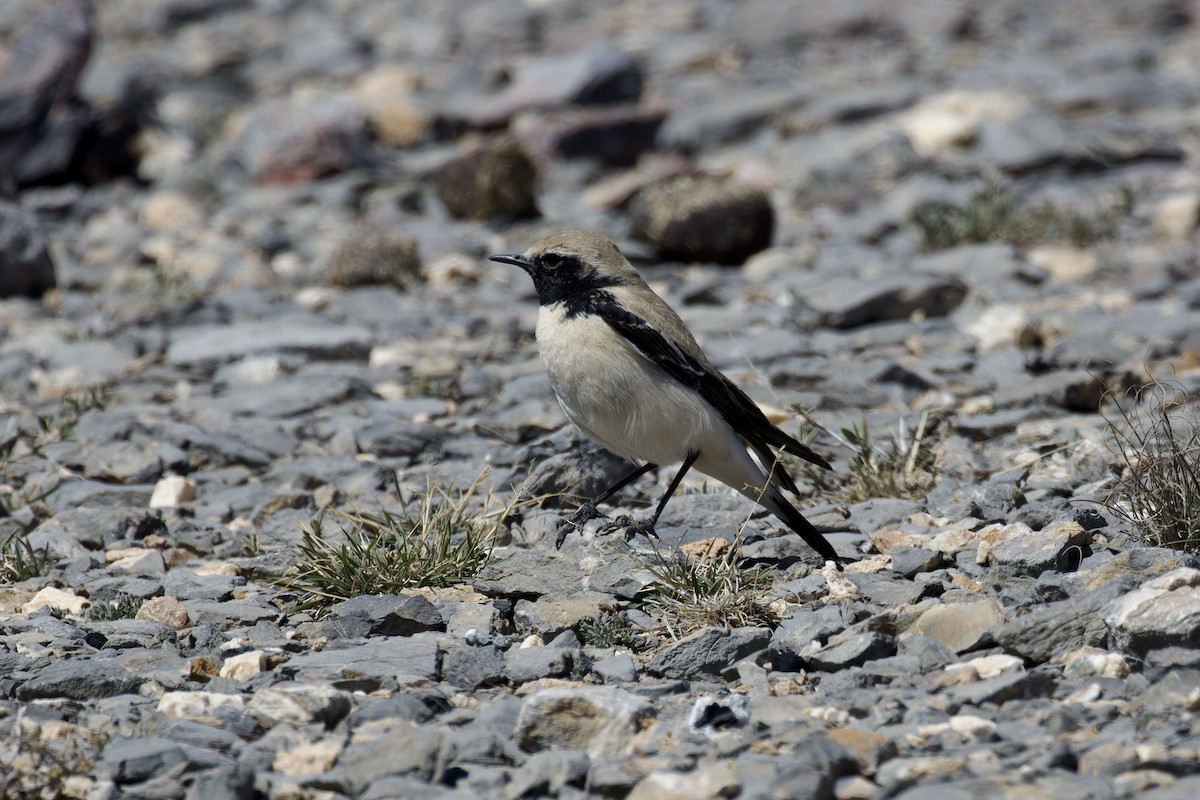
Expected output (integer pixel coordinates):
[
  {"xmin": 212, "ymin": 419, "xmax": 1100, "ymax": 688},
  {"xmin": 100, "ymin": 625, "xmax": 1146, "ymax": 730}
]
[{"xmin": 490, "ymin": 230, "xmax": 838, "ymax": 562}]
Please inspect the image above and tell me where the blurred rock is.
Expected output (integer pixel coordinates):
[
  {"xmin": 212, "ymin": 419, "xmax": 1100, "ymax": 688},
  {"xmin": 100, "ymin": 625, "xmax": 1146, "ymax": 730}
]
[
  {"xmin": 329, "ymin": 232, "xmax": 421, "ymax": 289},
  {"xmin": 231, "ymin": 94, "xmax": 372, "ymax": 184},
  {"xmin": 435, "ymin": 138, "xmax": 538, "ymax": 221},
  {"xmin": 516, "ymin": 104, "xmax": 666, "ymax": 167},
  {"xmin": 0, "ymin": 0, "xmax": 93, "ymax": 186},
  {"xmin": 461, "ymin": 44, "xmax": 643, "ymax": 128},
  {"xmin": 629, "ymin": 174, "xmax": 774, "ymax": 265},
  {"xmin": 0, "ymin": 199, "xmax": 56, "ymax": 297},
  {"xmin": 349, "ymin": 65, "xmax": 433, "ymax": 148}
]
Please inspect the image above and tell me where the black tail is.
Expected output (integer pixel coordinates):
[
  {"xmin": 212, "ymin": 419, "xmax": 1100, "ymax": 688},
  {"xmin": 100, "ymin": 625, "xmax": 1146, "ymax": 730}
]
[{"xmin": 761, "ymin": 485, "xmax": 838, "ymax": 562}]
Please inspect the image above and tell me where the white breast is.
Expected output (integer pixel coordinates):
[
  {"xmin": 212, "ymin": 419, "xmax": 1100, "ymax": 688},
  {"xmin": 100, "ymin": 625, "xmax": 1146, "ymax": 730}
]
[{"xmin": 535, "ymin": 304, "xmax": 724, "ymax": 467}]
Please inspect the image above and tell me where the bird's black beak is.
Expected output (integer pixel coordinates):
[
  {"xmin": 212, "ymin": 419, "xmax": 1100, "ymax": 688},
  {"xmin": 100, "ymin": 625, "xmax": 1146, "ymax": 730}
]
[{"xmin": 488, "ymin": 253, "xmax": 531, "ymax": 273}]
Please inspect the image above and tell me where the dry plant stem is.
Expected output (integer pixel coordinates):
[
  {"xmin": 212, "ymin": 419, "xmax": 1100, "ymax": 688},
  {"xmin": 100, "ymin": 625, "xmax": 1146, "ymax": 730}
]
[{"xmin": 1103, "ymin": 381, "xmax": 1200, "ymax": 550}]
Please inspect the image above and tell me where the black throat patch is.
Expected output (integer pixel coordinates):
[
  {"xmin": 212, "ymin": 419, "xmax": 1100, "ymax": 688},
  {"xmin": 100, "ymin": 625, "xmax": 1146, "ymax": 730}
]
[{"xmin": 530, "ymin": 255, "xmax": 625, "ymax": 315}]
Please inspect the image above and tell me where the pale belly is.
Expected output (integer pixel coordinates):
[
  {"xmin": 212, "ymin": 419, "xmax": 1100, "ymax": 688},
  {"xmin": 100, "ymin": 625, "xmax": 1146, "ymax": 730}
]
[{"xmin": 536, "ymin": 308, "xmax": 720, "ymax": 466}]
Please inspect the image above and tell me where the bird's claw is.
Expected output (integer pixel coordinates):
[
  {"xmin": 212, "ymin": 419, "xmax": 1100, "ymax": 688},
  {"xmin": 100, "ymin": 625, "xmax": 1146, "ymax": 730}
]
[
  {"xmin": 555, "ymin": 501, "xmax": 601, "ymax": 549},
  {"xmin": 604, "ymin": 514, "xmax": 658, "ymax": 543}
]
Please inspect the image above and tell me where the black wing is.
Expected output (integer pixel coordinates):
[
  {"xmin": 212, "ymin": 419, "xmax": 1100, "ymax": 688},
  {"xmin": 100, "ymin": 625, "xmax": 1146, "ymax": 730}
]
[{"xmin": 588, "ymin": 293, "xmax": 831, "ymax": 471}]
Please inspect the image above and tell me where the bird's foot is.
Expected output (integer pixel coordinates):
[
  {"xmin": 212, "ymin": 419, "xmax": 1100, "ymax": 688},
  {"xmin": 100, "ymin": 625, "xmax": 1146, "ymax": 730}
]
[
  {"xmin": 555, "ymin": 500, "xmax": 602, "ymax": 549},
  {"xmin": 603, "ymin": 514, "xmax": 659, "ymax": 543}
]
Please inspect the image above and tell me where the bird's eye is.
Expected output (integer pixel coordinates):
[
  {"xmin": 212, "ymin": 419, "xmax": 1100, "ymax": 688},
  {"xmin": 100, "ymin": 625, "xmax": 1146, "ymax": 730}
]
[{"xmin": 541, "ymin": 253, "xmax": 564, "ymax": 269}]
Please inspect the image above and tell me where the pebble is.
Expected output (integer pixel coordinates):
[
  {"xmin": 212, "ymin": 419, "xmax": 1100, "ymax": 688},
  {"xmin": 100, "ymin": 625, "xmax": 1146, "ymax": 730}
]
[{"xmin": 1, "ymin": 0, "xmax": 1199, "ymax": 795}]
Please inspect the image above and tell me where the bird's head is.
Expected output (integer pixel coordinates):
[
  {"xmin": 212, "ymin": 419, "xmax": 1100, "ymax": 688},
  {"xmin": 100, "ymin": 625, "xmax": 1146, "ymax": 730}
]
[{"xmin": 490, "ymin": 230, "xmax": 637, "ymax": 306}]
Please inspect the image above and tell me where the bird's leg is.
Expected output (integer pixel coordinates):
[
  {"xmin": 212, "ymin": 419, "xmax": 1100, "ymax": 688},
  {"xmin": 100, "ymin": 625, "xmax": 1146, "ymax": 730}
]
[
  {"xmin": 556, "ymin": 461, "xmax": 657, "ymax": 548},
  {"xmin": 614, "ymin": 451, "xmax": 699, "ymax": 543}
]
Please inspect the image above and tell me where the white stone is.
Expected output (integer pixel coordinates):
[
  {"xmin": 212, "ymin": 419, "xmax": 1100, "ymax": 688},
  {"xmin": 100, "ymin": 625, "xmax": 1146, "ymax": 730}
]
[
  {"xmin": 1153, "ymin": 193, "xmax": 1200, "ymax": 240},
  {"xmin": 1026, "ymin": 245, "xmax": 1097, "ymax": 282},
  {"xmin": 962, "ymin": 653, "xmax": 1024, "ymax": 680},
  {"xmin": 22, "ymin": 587, "xmax": 90, "ymax": 615},
  {"xmin": 273, "ymin": 740, "xmax": 344, "ymax": 775},
  {"xmin": 149, "ymin": 475, "xmax": 196, "ymax": 509},
  {"xmin": 220, "ymin": 650, "xmax": 267, "ymax": 681},
  {"xmin": 157, "ymin": 691, "xmax": 245, "ymax": 720}
]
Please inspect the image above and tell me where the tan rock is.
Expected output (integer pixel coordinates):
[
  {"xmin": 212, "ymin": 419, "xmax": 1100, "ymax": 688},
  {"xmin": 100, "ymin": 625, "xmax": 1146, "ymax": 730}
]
[
  {"xmin": 514, "ymin": 686, "xmax": 654, "ymax": 759},
  {"xmin": 273, "ymin": 739, "xmax": 344, "ymax": 776},
  {"xmin": 349, "ymin": 65, "xmax": 431, "ymax": 147},
  {"xmin": 137, "ymin": 596, "xmax": 189, "ymax": 629},
  {"xmin": 0, "ymin": 587, "xmax": 35, "ymax": 613},
  {"xmin": 1153, "ymin": 192, "xmax": 1200, "ymax": 240},
  {"xmin": 909, "ymin": 600, "xmax": 1004, "ymax": 653},
  {"xmin": 1026, "ymin": 245, "xmax": 1097, "ymax": 282},
  {"xmin": 679, "ymin": 537, "xmax": 730, "ymax": 561},
  {"xmin": 825, "ymin": 728, "xmax": 897, "ymax": 776},
  {"xmin": 901, "ymin": 90, "xmax": 1026, "ymax": 158},
  {"xmin": 139, "ymin": 190, "xmax": 205, "ymax": 234}
]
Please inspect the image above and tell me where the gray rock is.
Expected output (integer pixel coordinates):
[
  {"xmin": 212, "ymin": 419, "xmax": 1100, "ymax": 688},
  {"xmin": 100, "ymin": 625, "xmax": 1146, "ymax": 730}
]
[
  {"xmin": 591, "ymin": 652, "xmax": 637, "ymax": 683},
  {"xmin": 941, "ymin": 666, "xmax": 1059, "ymax": 706},
  {"xmin": 794, "ymin": 274, "xmax": 967, "ymax": 330},
  {"xmin": 522, "ymin": 104, "xmax": 666, "ymax": 168},
  {"xmin": 769, "ymin": 604, "xmax": 852, "ymax": 671},
  {"xmin": 285, "ymin": 634, "xmax": 441, "ymax": 686},
  {"xmin": 890, "ymin": 547, "xmax": 945, "ymax": 577},
  {"xmin": 96, "ymin": 736, "xmax": 233, "ymax": 786},
  {"xmin": 231, "ymin": 94, "xmax": 372, "ymax": 184},
  {"xmin": 84, "ymin": 619, "xmax": 176, "ymax": 650},
  {"xmin": 325, "ymin": 593, "xmax": 444, "ymax": 637},
  {"xmin": 356, "ymin": 421, "xmax": 448, "ymax": 459},
  {"xmin": 244, "ymin": 683, "xmax": 351, "ymax": 729},
  {"xmin": 646, "ymin": 626, "xmax": 771, "ymax": 679},
  {"xmin": 183, "ymin": 599, "xmax": 277, "ymax": 629},
  {"xmin": 502, "ymin": 749, "xmax": 590, "ymax": 799},
  {"xmin": 326, "ymin": 721, "xmax": 445, "ymax": 794},
  {"xmin": 27, "ymin": 506, "xmax": 142, "ymax": 554},
  {"xmin": 0, "ymin": 200, "xmax": 57, "ymax": 298},
  {"xmin": 473, "ymin": 548, "xmax": 584, "ymax": 598},
  {"xmin": 441, "ymin": 641, "xmax": 507, "ymax": 690},
  {"xmin": 162, "ymin": 571, "xmax": 243, "ymax": 602},
  {"xmin": 1131, "ymin": 669, "xmax": 1200, "ymax": 711},
  {"xmin": 166, "ymin": 318, "xmax": 373, "ymax": 365},
  {"xmin": 44, "ymin": 480, "xmax": 154, "ymax": 513},
  {"xmin": 658, "ymin": 86, "xmax": 809, "ymax": 152},
  {"xmin": 994, "ymin": 577, "xmax": 1134, "ymax": 663},
  {"xmin": 504, "ymin": 645, "xmax": 579, "ymax": 684},
  {"xmin": 765, "ymin": 735, "xmax": 856, "ymax": 799},
  {"xmin": 897, "ymin": 633, "xmax": 957, "ymax": 673},
  {"xmin": 992, "ymin": 370, "xmax": 1105, "ymax": 413},
  {"xmin": 16, "ymin": 659, "xmax": 141, "ymax": 700},
  {"xmin": 805, "ymin": 631, "xmax": 896, "ymax": 672},
  {"xmin": 983, "ymin": 520, "xmax": 1092, "ymax": 577},
  {"xmin": 329, "ymin": 231, "xmax": 421, "ymax": 289},
  {"xmin": 0, "ymin": 0, "xmax": 93, "ymax": 187},
  {"xmin": 976, "ymin": 112, "xmax": 1074, "ymax": 174},
  {"xmin": 183, "ymin": 765, "xmax": 255, "ymax": 800},
  {"xmin": 462, "ymin": 43, "xmax": 643, "ymax": 127},
  {"xmin": 214, "ymin": 374, "xmax": 360, "ymax": 418},
  {"xmin": 1105, "ymin": 568, "xmax": 1200, "ymax": 657}
]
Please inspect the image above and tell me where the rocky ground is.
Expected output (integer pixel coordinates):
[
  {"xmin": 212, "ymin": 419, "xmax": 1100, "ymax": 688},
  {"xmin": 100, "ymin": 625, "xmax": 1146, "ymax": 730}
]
[{"xmin": 3, "ymin": 0, "xmax": 1200, "ymax": 798}]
